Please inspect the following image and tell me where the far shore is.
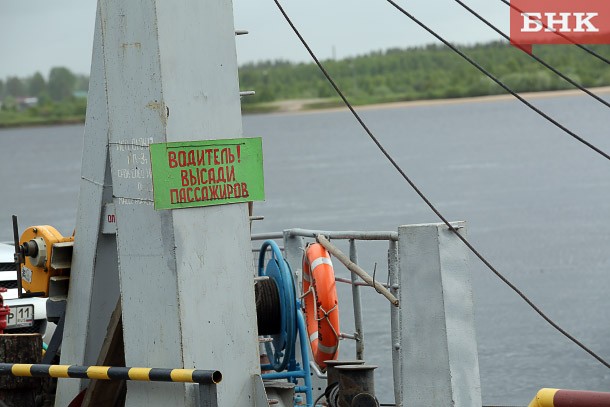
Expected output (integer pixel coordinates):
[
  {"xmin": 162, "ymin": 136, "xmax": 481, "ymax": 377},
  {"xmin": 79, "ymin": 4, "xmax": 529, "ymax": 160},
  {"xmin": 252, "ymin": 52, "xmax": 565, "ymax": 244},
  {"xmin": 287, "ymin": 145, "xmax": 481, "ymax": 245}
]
[
  {"xmin": 253, "ymin": 86, "xmax": 610, "ymax": 116},
  {"xmin": 2, "ymin": 86, "xmax": 610, "ymax": 129}
]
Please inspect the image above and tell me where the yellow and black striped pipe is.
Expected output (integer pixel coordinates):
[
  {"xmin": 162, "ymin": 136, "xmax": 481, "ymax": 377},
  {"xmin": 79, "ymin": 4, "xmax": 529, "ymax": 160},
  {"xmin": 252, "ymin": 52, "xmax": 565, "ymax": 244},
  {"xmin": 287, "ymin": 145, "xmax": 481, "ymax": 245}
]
[{"xmin": 0, "ymin": 363, "xmax": 221, "ymax": 385}]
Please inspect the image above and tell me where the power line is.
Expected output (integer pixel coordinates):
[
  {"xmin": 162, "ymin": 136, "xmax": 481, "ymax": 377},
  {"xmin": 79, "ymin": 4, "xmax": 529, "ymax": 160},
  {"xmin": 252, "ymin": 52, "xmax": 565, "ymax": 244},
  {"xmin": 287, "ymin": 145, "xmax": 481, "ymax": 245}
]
[
  {"xmin": 498, "ymin": 0, "xmax": 610, "ymax": 66},
  {"xmin": 384, "ymin": 0, "xmax": 610, "ymax": 162},
  {"xmin": 271, "ymin": 0, "xmax": 610, "ymax": 370},
  {"xmin": 453, "ymin": 0, "xmax": 610, "ymax": 110}
]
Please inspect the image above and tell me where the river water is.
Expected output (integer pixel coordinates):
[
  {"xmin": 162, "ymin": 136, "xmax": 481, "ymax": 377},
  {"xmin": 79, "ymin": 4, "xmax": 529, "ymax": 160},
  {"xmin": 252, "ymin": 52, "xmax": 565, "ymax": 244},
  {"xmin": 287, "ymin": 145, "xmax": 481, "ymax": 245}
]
[{"xmin": 1, "ymin": 93, "xmax": 609, "ymax": 405}]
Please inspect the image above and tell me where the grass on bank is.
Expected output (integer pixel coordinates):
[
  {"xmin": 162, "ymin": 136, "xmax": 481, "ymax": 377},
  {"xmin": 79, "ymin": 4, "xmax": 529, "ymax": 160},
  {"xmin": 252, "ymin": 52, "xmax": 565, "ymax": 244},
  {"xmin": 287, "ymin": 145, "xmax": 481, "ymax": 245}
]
[
  {"xmin": 0, "ymin": 98, "xmax": 87, "ymax": 128},
  {"xmin": 3, "ymin": 41, "xmax": 610, "ymax": 124}
]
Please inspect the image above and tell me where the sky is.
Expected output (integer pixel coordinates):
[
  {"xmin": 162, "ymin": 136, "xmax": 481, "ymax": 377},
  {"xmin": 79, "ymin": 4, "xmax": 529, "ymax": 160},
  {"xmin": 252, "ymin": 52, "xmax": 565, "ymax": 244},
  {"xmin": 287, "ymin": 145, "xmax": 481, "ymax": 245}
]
[{"xmin": 0, "ymin": 0, "xmax": 509, "ymax": 80}]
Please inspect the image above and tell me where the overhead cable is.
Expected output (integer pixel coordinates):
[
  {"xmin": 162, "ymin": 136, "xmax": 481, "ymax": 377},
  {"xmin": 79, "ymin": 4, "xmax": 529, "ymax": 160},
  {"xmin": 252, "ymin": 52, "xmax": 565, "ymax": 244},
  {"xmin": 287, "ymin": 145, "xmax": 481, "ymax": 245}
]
[
  {"xmin": 385, "ymin": 0, "xmax": 610, "ymax": 161},
  {"xmin": 271, "ymin": 0, "xmax": 610, "ymax": 370},
  {"xmin": 454, "ymin": 0, "xmax": 610, "ymax": 110},
  {"xmin": 499, "ymin": 0, "xmax": 610, "ymax": 66}
]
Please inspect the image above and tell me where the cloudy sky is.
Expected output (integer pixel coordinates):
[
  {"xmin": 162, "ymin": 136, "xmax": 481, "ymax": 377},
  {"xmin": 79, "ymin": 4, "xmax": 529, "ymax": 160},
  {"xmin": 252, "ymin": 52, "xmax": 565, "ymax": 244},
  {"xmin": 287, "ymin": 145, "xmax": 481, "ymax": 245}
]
[{"xmin": 0, "ymin": 0, "xmax": 509, "ymax": 80}]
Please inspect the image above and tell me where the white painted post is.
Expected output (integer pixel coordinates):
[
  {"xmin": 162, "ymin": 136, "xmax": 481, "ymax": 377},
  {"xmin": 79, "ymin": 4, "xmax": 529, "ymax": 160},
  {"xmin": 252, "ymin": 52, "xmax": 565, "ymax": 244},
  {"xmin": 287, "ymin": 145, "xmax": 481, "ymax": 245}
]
[
  {"xmin": 57, "ymin": 0, "xmax": 260, "ymax": 405},
  {"xmin": 396, "ymin": 222, "xmax": 481, "ymax": 406}
]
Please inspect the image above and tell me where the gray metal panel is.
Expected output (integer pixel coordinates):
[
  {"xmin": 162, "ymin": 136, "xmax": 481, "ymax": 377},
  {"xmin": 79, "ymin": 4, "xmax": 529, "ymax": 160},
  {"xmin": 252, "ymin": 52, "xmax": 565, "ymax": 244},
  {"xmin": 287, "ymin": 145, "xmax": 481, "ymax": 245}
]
[
  {"xmin": 56, "ymin": 5, "xmax": 120, "ymax": 405},
  {"xmin": 156, "ymin": 0, "xmax": 261, "ymax": 403},
  {"xmin": 172, "ymin": 204, "xmax": 260, "ymax": 405},
  {"xmin": 438, "ymin": 225, "xmax": 482, "ymax": 406},
  {"xmin": 97, "ymin": 0, "xmax": 184, "ymax": 405},
  {"xmin": 57, "ymin": 0, "xmax": 321, "ymax": 404},
  {"xmin": 98, "ymin": 0, "xmax": 259, "ymax": 405},
  {"xmin": 397, "ymin": 222, "xmax": 481, "ymax": 407}
]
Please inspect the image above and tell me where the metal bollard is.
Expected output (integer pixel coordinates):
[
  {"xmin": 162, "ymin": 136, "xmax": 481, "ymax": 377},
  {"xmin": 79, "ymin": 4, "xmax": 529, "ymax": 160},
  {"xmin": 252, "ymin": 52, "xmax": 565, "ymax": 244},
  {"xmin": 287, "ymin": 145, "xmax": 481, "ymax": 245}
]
[
  {"xmin": 324, "ymin": 360, "xmax": 364, "ymax": 407},
  {"xmin": 335, "ymin": 365, "xmax": 378, "ymax": 407},
  {"xmin": 325, "ymin": 360, "xmax": 365, "ymax": 388}
]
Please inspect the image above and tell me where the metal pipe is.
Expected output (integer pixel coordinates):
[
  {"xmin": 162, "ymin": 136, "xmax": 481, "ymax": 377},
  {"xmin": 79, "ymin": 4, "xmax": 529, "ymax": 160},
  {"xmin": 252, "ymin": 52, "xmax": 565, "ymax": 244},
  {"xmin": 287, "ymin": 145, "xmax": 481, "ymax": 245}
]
[
  {"xmin": 387, "ymin": 240, "xmax": 401, "ymax": 407},
  {"xmin": 309, "ymin": 361, "xmax": 327, "ymax": 379},
  {"xmin": 296, "ymin": 309, "xmax": 313, "ymax": 406},
  {"xmin": 316, "ymin": 235, "xmax": 399, "ymax": 307},
  {"xmin": 252, "ymin": 229, "xmax": 398, "ymax": 241},
  {"xmin": 350, "ymin": 239, "xmax": 365, "ymax": 360},
  {"xmin": 261, "ymin": 371, "xmax": 306, "ymax": 380},
  {"xmin": 0, "ymin": 363, "xmax": 222, "ymax": 384},
  {"xmin": 251, "ymin": 232, "xmax": 283, "ymax": 240},
  {"xmin": 287, "ymin": 228, "xmax": 398, "ymax": 241},
  {"xmin": 339, "ymin": 333, "xmax": 358, "ymax": 340},
  {"xmin": 335, "ymin": 277, "xmax": 390, "ymax": 288},
  {"xmin": 529, "ymin": 388, "xmax": 610, "ymax": 407},
  {"xmin": 252, "ymin": 247, "xmax": 284, "ymax": 252}
]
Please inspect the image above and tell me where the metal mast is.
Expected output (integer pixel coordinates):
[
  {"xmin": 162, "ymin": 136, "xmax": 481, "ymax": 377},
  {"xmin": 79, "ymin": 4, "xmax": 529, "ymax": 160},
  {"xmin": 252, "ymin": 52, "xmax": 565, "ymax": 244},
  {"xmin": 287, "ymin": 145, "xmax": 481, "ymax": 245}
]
[{"xmin": 56, "ymin": 0, "xmax": 260, "ymax": 405}]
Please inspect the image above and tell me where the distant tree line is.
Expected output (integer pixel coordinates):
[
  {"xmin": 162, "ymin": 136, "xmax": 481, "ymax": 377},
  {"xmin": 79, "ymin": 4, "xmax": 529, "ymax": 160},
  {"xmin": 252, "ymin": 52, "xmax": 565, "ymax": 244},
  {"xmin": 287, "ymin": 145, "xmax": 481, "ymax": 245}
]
[
  {"xmin": 0, "ymin": 67, "xmax": 88, "ymax": 126},
  {"xmin": 238, "ymin": 41, "xmax": 610, "ymax": 106},
  {"xmin": 0, "ymin": 67, "xmax": 88, "ymax": 103},
  {"xmin": 2, "ymin": 41, "xmax": 610, "ymax": 125}
]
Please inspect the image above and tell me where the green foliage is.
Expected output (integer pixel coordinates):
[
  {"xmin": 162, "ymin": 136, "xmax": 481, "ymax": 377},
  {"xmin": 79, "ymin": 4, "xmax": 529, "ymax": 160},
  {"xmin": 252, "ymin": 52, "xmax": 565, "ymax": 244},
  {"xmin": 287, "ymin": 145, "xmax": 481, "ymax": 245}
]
[
  {"xmin": 0, "ymin": 66, "xmax": 86, "ymax": 127},
  {"xmin": 5, "ymin": 77, "xmax": 26, "ymax": 98},
  {"xmin": 2, "ymin": 41, "xmax": 610, "ymax": 124},
  {"xmin": 74, "ymin": 74, "xmax": 89, "ymax": 92},
  {"xmin": 1, "ymin": 96, "xmax": 17, "ymax": 111},
  {"xmin": 48, "ymin": 67, "xmax": 76, "ymax": 102},
  {"xmin": 28, "ymin": 72, "xmax": 46, "ymax": 97},
  {"xmin": 238, "ymin": 41, "xmax": 610, "ymax": 107},
  {"xmin": 0, "ymin": 98, "xmax": 88, "ymax": 128}
]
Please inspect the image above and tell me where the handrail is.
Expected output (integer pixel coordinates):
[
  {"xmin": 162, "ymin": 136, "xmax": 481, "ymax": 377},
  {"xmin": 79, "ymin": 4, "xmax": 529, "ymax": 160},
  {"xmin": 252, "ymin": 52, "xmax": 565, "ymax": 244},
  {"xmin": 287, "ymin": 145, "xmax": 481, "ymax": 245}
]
[
  {"xmin": 252, "ymin": 228, "xmax": 398, "ymax": 241},
  {"xmin": 0, "ymin": 363, "xmax": 222, "ymax": 384},
  {"xmin": 251, "ymin": 226, "xmax": 399, "ymax": 402},
  {"xmin": 316, "ymin": 235, "xmax": 399, "ymax": 306}
]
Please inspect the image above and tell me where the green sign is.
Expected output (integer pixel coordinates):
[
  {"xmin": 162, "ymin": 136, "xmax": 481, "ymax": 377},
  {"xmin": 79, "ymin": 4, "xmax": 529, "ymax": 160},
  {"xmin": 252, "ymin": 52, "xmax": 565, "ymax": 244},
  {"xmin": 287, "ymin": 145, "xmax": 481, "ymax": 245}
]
[{"xmin": 150, "ymin": 137, "xmax": 264, "ymax": 210}]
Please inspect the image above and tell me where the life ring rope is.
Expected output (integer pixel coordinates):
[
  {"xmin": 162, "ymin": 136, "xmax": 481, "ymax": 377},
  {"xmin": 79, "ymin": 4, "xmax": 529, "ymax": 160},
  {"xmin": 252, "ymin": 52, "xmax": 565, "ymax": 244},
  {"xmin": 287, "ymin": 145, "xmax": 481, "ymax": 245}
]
[{"xmin": 302, "ymin": 287, "xmax": 339, "ymax": 323}]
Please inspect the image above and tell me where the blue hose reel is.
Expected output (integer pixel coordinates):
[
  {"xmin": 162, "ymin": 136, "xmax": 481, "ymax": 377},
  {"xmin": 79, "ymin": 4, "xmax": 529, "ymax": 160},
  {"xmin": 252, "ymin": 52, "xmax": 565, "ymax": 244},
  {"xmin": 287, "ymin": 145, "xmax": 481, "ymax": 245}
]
[{"xmin": 257, "ymin": 240, "xmax": 312, "ymax": 406}]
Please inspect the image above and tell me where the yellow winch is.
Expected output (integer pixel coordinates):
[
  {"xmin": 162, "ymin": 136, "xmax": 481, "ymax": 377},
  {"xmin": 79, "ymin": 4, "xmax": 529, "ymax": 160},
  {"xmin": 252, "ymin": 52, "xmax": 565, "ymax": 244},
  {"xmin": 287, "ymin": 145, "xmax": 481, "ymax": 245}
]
[{"xmin": 16, "ymin": 225, "xmax": 73, "ymax": 297}]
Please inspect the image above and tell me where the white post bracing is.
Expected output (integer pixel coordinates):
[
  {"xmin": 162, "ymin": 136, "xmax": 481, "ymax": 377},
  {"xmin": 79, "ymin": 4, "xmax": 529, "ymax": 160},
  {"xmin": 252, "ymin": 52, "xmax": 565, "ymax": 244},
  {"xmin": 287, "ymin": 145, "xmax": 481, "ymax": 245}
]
[
  {"xmin": 396, "ymin": 222, "xmax": 482, "ymax": 407},
  {"xmin": 57, "ymin": 1, "xmax": 260, "ymax": 406}
]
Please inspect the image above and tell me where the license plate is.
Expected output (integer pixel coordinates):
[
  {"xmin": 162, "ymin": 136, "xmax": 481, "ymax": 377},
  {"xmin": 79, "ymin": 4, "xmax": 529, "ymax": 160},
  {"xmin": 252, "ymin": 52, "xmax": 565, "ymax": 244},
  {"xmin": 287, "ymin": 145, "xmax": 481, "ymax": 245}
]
[{"xmin": 7, "ymin": 305, "xmax": 34, "ymax": 328}]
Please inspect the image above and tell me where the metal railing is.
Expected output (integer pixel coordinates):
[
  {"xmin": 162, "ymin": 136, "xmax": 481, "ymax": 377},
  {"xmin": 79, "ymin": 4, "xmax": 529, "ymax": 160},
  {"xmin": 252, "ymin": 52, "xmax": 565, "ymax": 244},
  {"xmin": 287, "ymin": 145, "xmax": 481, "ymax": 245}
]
[
  {"xmin": 252, "ymin": 228, "xmax": 399, "ymax": 402},
  {"xmin": 253, "ymin": 224, "xmax": 481, "ymax": 407}
]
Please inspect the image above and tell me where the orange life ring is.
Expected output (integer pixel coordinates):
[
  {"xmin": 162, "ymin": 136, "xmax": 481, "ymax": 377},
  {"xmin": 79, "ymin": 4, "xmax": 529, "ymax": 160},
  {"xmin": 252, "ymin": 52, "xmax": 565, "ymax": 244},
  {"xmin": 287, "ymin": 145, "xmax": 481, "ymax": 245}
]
[{"xmin": 302, "ymin": 243, "xmax": 340, "ymax": 370}]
